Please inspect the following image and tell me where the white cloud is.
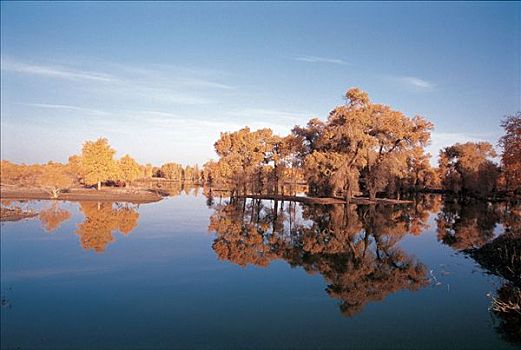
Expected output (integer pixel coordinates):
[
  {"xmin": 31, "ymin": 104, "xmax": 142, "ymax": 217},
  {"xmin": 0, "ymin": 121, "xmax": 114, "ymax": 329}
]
[
  {"xmin": 2, "ymin": 57, "xmax": 234, "ymax": 106},
  {"xmin": 396, "ymin": 76, "xmax": 435, "ymax": 90},
  {"xmin": 294, "ymin": 55, "xmax": 348, "ymax": 65},
  {"xmin": 226, "ymin": 108, "xmax": 310, "ymax": 122},
  {"xmin": 2, "ymin": 60, "xmax": 116, "ymax": 82},
  {"xmin": 22, "ymin": 103, "xmax": 109, "ymax": 116}
]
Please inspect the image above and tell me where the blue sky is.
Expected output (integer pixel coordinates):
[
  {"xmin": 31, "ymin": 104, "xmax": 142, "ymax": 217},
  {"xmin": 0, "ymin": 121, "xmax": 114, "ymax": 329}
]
[{"xmin": 1, "ymin": 1, "xmax": 519, "ymax": 166}]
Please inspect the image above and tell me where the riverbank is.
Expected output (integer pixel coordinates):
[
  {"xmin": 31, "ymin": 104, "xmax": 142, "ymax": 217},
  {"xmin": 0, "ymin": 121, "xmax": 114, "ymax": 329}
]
[
  {"xmin": 238, "ymin": 194, "xmax": 413, "ymax": 205},
  {"xmin": 0, "ymin": 186, "xmax": 163, "ymax": 204}
]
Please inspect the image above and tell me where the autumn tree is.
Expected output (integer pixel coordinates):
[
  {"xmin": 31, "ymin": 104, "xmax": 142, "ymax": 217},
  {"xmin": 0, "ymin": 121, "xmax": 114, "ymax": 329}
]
[
  {"xmin": 438, "ymin": 142, "xmax": 499, "ymax": 196},
  {"xmin": 213, "ymin": 127, "xmax": 273, "ymax": 196},
  {"xmin": 37, "ymin": 162, "xmax": 75, "ymax": 198},
  {"xmin": 80, "ymin": 138, "xmax": 118, "ymax": 190},
  {"xmin": 141, "ymin": 163, "xmax": 154, "ymax": 178},
  {"xmin": 265, "ymin": 134, "xmax": 301, "ymax": 195},
  {"xmin": 293, "ymin": 88, "xmax": 433, "ymax": 200},
  {"xmin": 499, "ymin": 112, "xmax": 521, "ymax": 193},
  {"xmin": 202, "ymin": 160, "xmax": 224, "ymax": 187},
  {"xmin": 118, "ymin": 154, "xmax": 141, "ymax": 187},
  {"xmin": 67, "ymin": 155, "xmax": 84, "ymax": 184},
  {"xmin": 405, "ymin": 147, "xmax": 439, "ymax": 191},
  {"xmin": 159, "ymin": 162, "xmax": 184, "ymax": 180}
]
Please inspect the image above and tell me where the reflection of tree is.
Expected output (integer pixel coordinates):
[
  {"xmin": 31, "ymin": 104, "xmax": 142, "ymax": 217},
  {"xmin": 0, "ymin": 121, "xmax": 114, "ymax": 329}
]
[
  {"xmin": 491, "ymin": 283, "xmax": 521, "ymax": 344},
  {"xmin": 208, "ymin": 199, "xmax": 431, "ymax": 316},
  {"xmin": 209, "ymin": 200, "xmax": 278, "ymax": 267},
  {"xmin": 75, "ymin": 202, "xmax": 139, "ymax": 252},
  {"xmin": 444, "ymin": 202, "xmax": 521, "ymax": 346},
  {"xmin": 436, "ymin": 200, "xmax": 498, "ymax": 250},
  {"xmin": 38, "ymin": 203, "xmax": 72, "ymax": 232}
]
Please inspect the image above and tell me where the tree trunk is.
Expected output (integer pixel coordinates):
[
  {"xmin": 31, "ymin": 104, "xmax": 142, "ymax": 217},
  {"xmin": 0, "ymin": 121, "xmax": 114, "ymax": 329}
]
[
  {"xmin": 369, "ymin": 187, "xmax": 377, "ymax": 201},
  {"xmin": 97, "ymin": 181, "xmax": 101, "ymax": 190}
]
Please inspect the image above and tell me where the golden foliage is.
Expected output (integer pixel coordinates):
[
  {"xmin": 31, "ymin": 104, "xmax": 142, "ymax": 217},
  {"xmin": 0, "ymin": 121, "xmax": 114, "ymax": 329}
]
[
  {"xmin": 438, "ymin": 142, "xmax": 498, "ymax": 196},
  {"xmin": 499, "ymin": 112, "xmax": 521, "ymax": 193},
  {"xmin": 117, "ymin": 154, "xmax": 141, "ymax": 186},
  {"xmin": 80, "ymin": 138, "xmax": 118, "ymax": 189}
]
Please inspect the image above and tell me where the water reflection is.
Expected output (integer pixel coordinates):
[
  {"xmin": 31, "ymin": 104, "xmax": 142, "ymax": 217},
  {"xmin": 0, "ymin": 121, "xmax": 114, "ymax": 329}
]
[
  {"xmin": 436, "ymin": 200, "xmax": 499, "ymax": 250},
  {"xmin": 75, "ymin": 202, "xmax": 139, "ymax": 252},
  {"xmin": 436, "ymin": 199, "xmax": 521, "ymax": 345},
  {"xmin": 207, "ymin": 196, "xmax": 443, "ymax": 316},
  {"xmin": 39, "ymin": 203, "xmax": 72, "ymax": 232},
  {"xmin": 0, "ymin": 200, "xmax": 141, "ymax": 252},
  {"xmin": 2, "ymin": 194, "xmax": 520, "ymax": 348}
]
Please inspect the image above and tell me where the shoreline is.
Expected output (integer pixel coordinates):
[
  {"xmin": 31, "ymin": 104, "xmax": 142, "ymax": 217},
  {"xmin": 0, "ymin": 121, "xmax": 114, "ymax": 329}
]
[
  {"xmin": 238, "ymin": 194, "xmax": 413, "ymax": 205},
  {"xmin": 0, "ymin": 187, "xmax": 163, "ymax": 204}
]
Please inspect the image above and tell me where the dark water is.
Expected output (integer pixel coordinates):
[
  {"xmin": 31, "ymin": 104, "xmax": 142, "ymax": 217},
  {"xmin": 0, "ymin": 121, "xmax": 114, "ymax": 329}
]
[{"xmin": 1, "ymin": 192, "xmax": 519, "ymax": 349}]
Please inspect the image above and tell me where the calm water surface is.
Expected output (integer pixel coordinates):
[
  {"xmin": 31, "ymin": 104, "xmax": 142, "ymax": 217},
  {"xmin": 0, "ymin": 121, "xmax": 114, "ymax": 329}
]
[{"xmin": 1, "ymin": 192, "xmax": 519, "ymax": 349}]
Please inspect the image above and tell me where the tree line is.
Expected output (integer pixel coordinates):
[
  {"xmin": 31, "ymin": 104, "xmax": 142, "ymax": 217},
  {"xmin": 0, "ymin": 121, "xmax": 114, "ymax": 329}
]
[
  {"xmin": 1, "ymin": 138, "xmax": 204, "ymax": 197},
  {"xmin": 1, "ymin": 87, "xmax": 519, "ymax": 200},
  {"xmin": 205, "ymin": 88, "xmax": 520, "ymax": 200}
]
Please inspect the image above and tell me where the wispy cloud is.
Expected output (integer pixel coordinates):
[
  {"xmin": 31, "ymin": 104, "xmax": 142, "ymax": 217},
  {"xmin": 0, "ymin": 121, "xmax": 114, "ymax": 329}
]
[
  {"xmin": 294, "ymin": 55, "xmax": 348, "ymax": 65},
  {"xmin": 226, "ymin": 108, "xmax": 310, "ymax": 122},
  {"xmin": 2, "ymin": 57, "xmax": 234, "ymax": 106},
  {"xmin": 396, "ymin": 76, "xmax": 435, "ymax": 90},
  {"xmin": 179, "ymin": 78, "xmax": 234, "ymax": 90},
  {"xmin": 21, "ymin": 103, "xmax": 109, "ymax": 116},
  {"xmin": 2, "ymin": 60, "xmax": 116, "ymax": 82}
]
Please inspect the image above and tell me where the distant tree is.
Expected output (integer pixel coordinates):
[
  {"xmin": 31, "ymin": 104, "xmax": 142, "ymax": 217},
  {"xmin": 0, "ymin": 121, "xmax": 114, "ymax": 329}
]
[
  {"xmin": 499, "ymin": 112, "xmax": 521, "ymax": 193},
  {"xmin": 405, "ymin": 147, "xmax": 439, "ymax": 191},
  {"xmin": 80, "ymin": 138, "xmax": 118, "ymax": 190},
  {"xmin": 439, "ymin": 142, "xmax": 498, "ymax": 196},
  {"xmin": 159, "ymin": 162, "xmax": 184, "ymax": 180},
  {"xmin": 67, "ymin": 154, "xmax": 84, "ymax": 184},
  {"xmin": 118, "ymin": 154, "xmax": 141, "ymax": 187},
  {"xmin": 37, "ymin": 162, "xmax": 75, "ymax": 198},
  {"xmin": 213, "ymin": 127, "xmax": 273, "ymax": 195},
  {"xmin": 142, "ymin": 163, "xmax": 154, "ymax": 178}
]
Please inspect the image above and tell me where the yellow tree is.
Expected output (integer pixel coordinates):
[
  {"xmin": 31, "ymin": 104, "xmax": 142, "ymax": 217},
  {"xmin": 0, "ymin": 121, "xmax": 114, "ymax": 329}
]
[
  {"xmin": 37, "ymin": 162, "xmax": 75, "ymax": 199},
  {"xmin": 499, "ymin": 112, "xmax": 521, "ymax": 193},
  {"xmin": 294, "ymin": 88, "xmax": 433, "ymax": 200},
  {"xmin": 80, "ymin": 138, "xmax": 117, "ymax": 190},
  {"xmin": 405, "ymin": 147, "xmax": 438, "ymax": 191},
  {"xmin": 118, "ymin": 154, "xmax": 141, "ymax": 187},
  {"xmin": 67, "ymin": 154, "xmax": 85, "ymax": 184},
  {"xmin": 141, "ymin": 163, "xmax": 154, "ymax": 178},
  {"xmin": 439, "ymin": 142, "xmax": 498, "ymax": 196},
  {"xmin": 214, "ymin": 127, "xmax": 273, "ymax": 196},
  {"xmin": 159, "ymin": 162, "xmax": 183, "ymax": 180}
]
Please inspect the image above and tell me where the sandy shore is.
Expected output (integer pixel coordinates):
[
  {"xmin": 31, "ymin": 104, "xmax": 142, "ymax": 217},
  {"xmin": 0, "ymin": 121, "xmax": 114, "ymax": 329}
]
[{"xmin": 0, "ymin": 186, "xmax": 163, "ymax": 204}]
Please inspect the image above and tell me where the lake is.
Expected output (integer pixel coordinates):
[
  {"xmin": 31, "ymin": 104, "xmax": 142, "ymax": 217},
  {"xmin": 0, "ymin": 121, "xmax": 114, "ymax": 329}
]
[{"xmin": 1, "ymin": 191, "xmax": 519, "ymax": 349}]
